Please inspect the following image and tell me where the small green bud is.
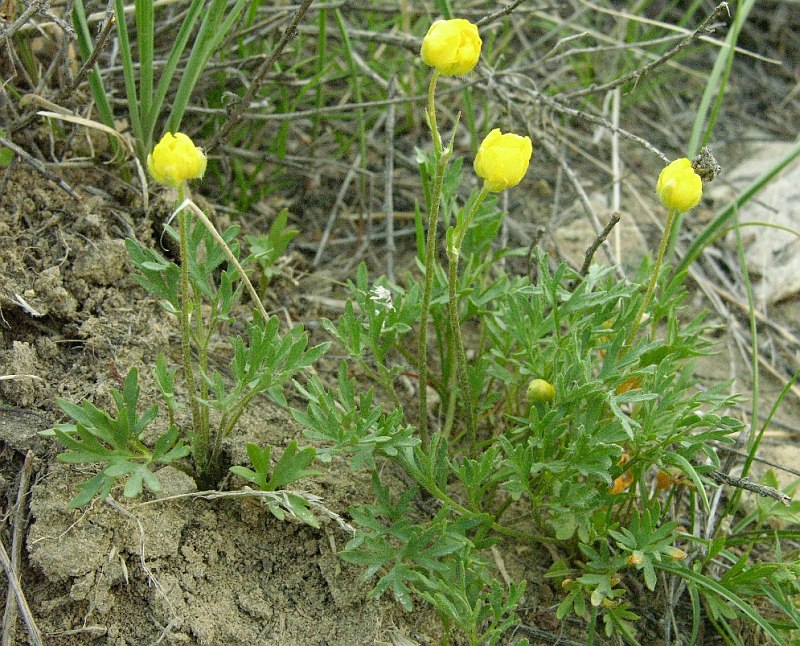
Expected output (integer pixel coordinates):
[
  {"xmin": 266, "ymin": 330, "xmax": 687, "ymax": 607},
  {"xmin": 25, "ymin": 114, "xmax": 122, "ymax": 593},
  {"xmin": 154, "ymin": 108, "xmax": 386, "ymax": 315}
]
[
  {"xmin": 665, "ymin": 546, "xmax": 687, "ymax": 561},
  {"xmin": 527, "ymin": 378, "xmax": 555, "ymax": 404}
]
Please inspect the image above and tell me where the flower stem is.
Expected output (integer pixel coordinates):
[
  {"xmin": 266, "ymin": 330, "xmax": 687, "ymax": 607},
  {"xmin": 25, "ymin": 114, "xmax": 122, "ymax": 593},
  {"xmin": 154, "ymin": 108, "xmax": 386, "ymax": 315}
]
[
  {"xmin": 446, "ymin": 187, "xmax": 489, "ymax": 444},
  {"xmin": 627, "ymin": 206, "xmax": 678, "ymax": 346},
  {"xmin": 427, "ymin": 70, "xmax": 442, "ymax": 156},
  {"xmin": 177, "ymin": 183, "xmax": 206, "ymax": 479},
  {"xmin": 417, "ymin": 71, "xmax": 444, "ymax": 448}
]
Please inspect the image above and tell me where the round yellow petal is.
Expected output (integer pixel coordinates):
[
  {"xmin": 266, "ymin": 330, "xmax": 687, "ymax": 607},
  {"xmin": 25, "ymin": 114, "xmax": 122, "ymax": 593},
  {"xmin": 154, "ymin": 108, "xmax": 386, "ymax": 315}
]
[
  {"xmin": 656, "ymin": 158, "xmax": 702, "ymax": 212},
  {"xmin": 147, "ymin": 132, "xmax": 207, "ymax": 187},
  {"xmin": 474, "ymin": 129, "xmax": 533, "ymax": 192},
  {"xmin": 420, "ymin": 19, "xmax": 482, "ymax": 76}
]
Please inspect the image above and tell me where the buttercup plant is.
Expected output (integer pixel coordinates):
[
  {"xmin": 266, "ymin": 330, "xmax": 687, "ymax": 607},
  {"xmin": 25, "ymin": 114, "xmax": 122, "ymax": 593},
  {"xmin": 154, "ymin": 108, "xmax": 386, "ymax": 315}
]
[
  {"xmin": 285, "ymin": 17, "xmax": 797, "ymax": 645},
  {"xmin": 48, "ymin": 131, "xmax": 327, "ymax": 503},
  {"xmin": 33, "ymin": 7, "xmax": 798, "ymax": 643},
  {"xmin": 416, "ymin": 17, "xmax": 488, "ymax": 446}
]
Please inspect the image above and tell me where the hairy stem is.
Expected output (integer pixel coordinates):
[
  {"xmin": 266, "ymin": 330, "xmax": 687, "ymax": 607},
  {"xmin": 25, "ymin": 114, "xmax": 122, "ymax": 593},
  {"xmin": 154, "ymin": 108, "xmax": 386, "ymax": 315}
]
[
  {"xmin": 627, "ymin": 206, "xmax": 678, "ymax": 345},
  {"xmin": 177, "ymin": 184, "xmax": 206, "ymax": 479},
  {"xmin": 417, "ymin": 70, "xmax": 444, "ymax": 448},
  {"xmin": 446, "ymin": 188, "xmax": 489, "ymax": 444}
]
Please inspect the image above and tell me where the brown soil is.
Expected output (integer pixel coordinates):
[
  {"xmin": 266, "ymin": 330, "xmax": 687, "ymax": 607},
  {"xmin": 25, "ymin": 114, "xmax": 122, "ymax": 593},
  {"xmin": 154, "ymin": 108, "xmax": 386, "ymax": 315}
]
[{"xmin": 0, "ymin": 165, "xmax": 443, "ymax": 645}]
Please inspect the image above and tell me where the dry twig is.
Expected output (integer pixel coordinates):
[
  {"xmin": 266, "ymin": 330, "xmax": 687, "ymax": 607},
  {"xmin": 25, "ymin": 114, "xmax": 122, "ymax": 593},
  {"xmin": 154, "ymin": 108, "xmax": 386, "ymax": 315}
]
[
  {"xmin": 580, "ymin": 211, "xmax": 621, "ymax": 276},
  {"xmin": 707, "ymin": 470, "xmax": 791, "ymax": 507},
  {"xmin": 1, "ymin": 451, "xmax": 38, "ymax": 646},
  {"xmin": 384, "ymin": 76, "xmax": 397, "ymax": 282},
  {"xmin": 0, "ymin": 135, "xmax": 82, "ymax": 201},
  {"xmin": 561, "ymin": 3, "xmax": 731, "ymax": 99},
  {"xmin": 206, "ymin": 0, "xmax": 315, "ymax": 151}
]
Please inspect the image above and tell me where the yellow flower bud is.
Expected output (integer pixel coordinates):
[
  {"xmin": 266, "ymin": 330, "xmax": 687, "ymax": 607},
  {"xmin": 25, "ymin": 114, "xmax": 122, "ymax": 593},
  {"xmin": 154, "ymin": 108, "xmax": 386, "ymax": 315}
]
[
  {"xmin": 420, "ymin": 19, "xmax": 482, "ymax": 76},
  {"xmin": 666, "ymin": 546, "xmax": 687, "ymax": 561},
  {"xmin": 656, "ymin": 158, "xmax": 702, "ymax": 212},
  {"xmin": 527, "ymin": 378, "xmax": 555, "ymax": 404},
  {"xmin": 474, "ymin": 129, "xmax": 533, "ymax": 192},
  {"xmin": 626, "ymin": 550, "xmax": 644, "ymax": 566},
  {"xmin": 147, "ymin": 132, "xmax": 207, "ymax": 187}
]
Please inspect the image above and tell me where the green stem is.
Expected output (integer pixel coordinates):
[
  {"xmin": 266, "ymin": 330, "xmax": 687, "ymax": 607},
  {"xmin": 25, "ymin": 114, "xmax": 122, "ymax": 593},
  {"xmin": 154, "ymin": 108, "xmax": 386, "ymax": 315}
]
[
  {"xmin": 626, "ymin": 207, "xmax": 678, "ymax": 346},
  {"xmin": 446, "ymin": 188, "xmax": 489, "ymax": 444},
  {"xmin": 377, "ymin": 363, "xmax": 404, "ymax": 413},
  {"xmin": 441, "ymin": 356, "xmax": 458, "ymax": 440},
  {"xmin": 417, "ymin": 70, "xmax": 444, "ymax": 448},
  {"xmin": 423, "ymin": 477, "xmax": 552, "ymax": 544},
  {"xmin": 177, "ymin": 183, "xmax": 206, "ymax": 479},
  {"xmin": 427, "ymin": 70, "xmax": 442, "ymax": 155},
  {"xmin": 195, "ymin": 288, "xmax": 210, "ymax": 451},
  {"xmin": 179, "ymin": 199, "xmax": 269, "ymax": 323}
]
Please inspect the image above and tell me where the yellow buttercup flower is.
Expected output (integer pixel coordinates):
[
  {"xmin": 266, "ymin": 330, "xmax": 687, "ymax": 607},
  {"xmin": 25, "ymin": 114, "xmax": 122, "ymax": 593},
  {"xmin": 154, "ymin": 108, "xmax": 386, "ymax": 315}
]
[
  {"xmin": 474, "ymin": 129, "xmax": 532, "ymax": 192},
  {"xmin": 656, "ymin": 158, "xmax": 702, "ymax": 212},
  {"xmin": 421, "ymin": 19, "xmax": 481, "ymax": 76},
  {"xmin": 147, "ymin": 132, "xmax": 207, "ymax": 187}
]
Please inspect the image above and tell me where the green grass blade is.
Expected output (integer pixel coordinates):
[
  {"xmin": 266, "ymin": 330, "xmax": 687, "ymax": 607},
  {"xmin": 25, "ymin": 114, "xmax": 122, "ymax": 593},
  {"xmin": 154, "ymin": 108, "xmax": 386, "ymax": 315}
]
[
  {"xmin": 148, "ymin": 0, "xmax": 205, "ymax": 149},
  {"xmin": 658, "ymin": 562, "xmax": 787, "ymax": 645},
  {"xmin": 166, "ymin": 0, "xmax": 226, "ymax": 133},
  {"xmin": 135, "ymin": 0, "xmax": 154, "ymax": 149},
  {"xmin": 434, "ymin": 0, "xmax": 453, "ymax": 20},
  {"xmin": 71, "ymin": 0, "xmax": 116, "ymax": 132},
  {"xmin": 687, "ymin": 582, "xmax": 701, "ymax": 646},
  {"xmin": 114, "ymin": 0, "xmax": 143, "ymax": 159},
  {"xmin": 713, "ymin": 205, "xmax": 761, "ymax": 524},
  {"xmin": 732, "ymin": 207, "xmax": 758, "ymax": 460},
  {"xmin": 688, "ymin": 0, "xmax": 756, "ymax": 157},
  {"xmin": 167, "ymin": 0, "xmax": 249, "ymax": 134},
  {"xmin": 741, "ymin": 364, "xmax": 800, "ymax": 485}
]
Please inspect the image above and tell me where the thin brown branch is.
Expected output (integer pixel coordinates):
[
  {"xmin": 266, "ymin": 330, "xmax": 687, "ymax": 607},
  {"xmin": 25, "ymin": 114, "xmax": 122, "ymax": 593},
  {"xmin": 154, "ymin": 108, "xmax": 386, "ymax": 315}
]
[
  {"xmin": 0, "ymin": 0, "xmax": 44, "ymax": 45},
  {"xmin": 580, "ymin": 212, "xmax": 621, "ymax": 276},
  {"xmin": 206, "ymin": 0, "xmax": 315, "ymax": 151},
  {"xmin": 384, "ymin": 76, "xmax": 397, "ymax": 282},
  {"xmin": 707, "ymin": 469, "xmax": 791, "ymax": 507},
  {"xmin": 1, "ymin": 451, "xmax": 36, "ymax": 646},
  {"xmin": 0, "ymin": 541, "xmax": 41, "ymax": 646},
  {"xmin": 0, "ymin": 135, "xmax": 82, "ymax": 201},
  {"xmin": 71, "ymin": 11, "xmax": 117, "ymax": 92},
  {"xmin": 561, "ymin": 2, "xmax": 730, "ymax": 100},
  {"xmin": 476, "ymin": 0, "xmax": 527, "ymax": 28}
]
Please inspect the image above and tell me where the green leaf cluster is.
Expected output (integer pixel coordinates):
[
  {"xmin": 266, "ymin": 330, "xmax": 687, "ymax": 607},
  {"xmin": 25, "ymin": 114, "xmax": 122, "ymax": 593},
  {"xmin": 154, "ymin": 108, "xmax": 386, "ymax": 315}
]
[
  {"xmin": 230, "ymin": 441, "xmax": 320, "ymax": 527},
  {"xmin": 46, "ymin": 368, "xmax": 189, "ymax": 507},
  {"xmin": 245, "ymin": 209, "xmax": 299, "ymax": 292}
]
